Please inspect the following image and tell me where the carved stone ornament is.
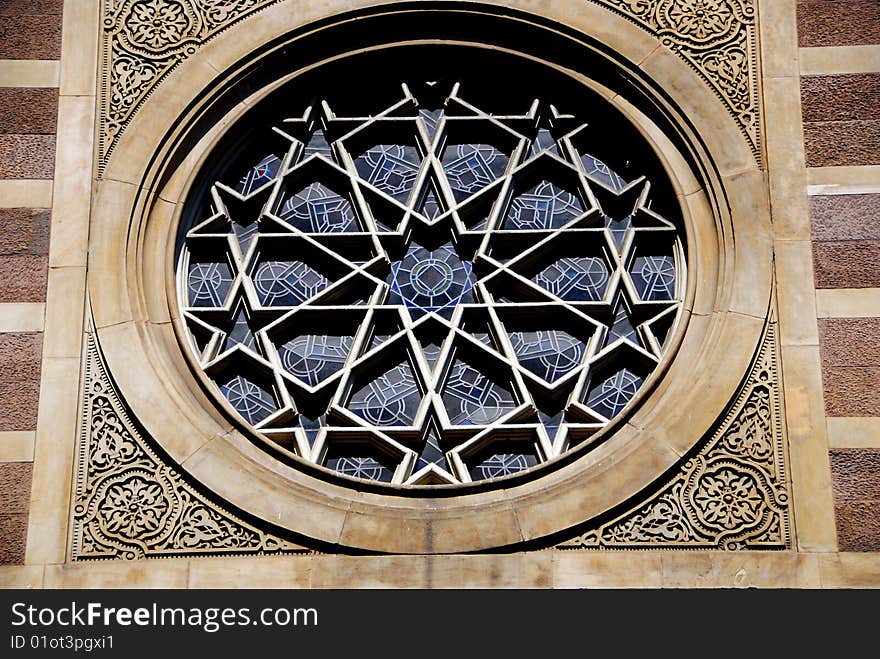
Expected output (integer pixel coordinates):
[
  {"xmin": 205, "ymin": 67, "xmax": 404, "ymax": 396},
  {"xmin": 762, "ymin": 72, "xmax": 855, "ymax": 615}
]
[
  {"xmin": 557, "ymin": 320, "xmax": 792, "ymax": 550},
  {"xmin": 97, "ymin": 0, "xmax": 761, "ymax": 174},
  {"xmin": 70, "ymin": 329, "xmax": 308, "ymax": 560}
]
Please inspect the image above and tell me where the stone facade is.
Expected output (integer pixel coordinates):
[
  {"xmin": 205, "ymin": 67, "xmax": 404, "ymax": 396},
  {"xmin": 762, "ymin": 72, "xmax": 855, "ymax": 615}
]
[{"xmin": 0, "ymin": 0, "xmax": 878, "ymax": 587}]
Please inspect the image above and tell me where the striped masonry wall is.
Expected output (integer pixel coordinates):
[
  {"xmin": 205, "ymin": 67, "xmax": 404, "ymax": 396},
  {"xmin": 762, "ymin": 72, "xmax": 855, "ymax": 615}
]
[
  {"xmin": 799, "ymin": 0, "xmax": 880, "ymax": 551},
  {"xmin": 0, "ymin": 0, "xmax": 63, "ymax": 564}
]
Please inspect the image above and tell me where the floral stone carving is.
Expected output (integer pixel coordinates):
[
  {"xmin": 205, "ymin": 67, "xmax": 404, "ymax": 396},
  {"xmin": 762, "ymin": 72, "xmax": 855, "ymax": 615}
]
[
  {"xmin": 98, "ymin": 0, "xmax": 762, "ymax": 174},
  {"xmin": 557, "ymin": 320, "xmax": 791, "ymax": 550},
  {"xmin": 71, "ymin": 330, "xmax": 307, "ymax": 560}
]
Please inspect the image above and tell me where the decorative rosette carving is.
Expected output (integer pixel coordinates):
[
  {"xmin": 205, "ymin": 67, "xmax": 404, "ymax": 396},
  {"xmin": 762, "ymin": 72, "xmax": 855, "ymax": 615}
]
[
  {"xmin": 71, "ymin": 330, "xmax": 307, "ymax": 560},
  {"xmin": 559, "ymin": 321, "xmax": 791, "ymax": 550},
  {"xmin": 116, "ymin": 0, "xmax": 203, "ymax": 58},
  {"xmin": 98, "ymin": 0, "xmax": 762, "ymax": 173}
]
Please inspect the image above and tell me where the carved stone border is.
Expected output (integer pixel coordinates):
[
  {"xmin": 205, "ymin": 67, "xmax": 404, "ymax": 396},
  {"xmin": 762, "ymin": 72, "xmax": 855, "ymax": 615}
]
[
  {"xmin": 558, "ymin": 318, "xmax": 791, "ymax": 550},
  {"xmin": 70, "ymin": 325, "xmax": 308, "ymax": 561},
  {"xmin": 97, "ymin": 0, "xmax": 761, "ymax": 174},
  {"xmin": 71, "ymin": 314, "xmax": 789, "ymax": 559}
]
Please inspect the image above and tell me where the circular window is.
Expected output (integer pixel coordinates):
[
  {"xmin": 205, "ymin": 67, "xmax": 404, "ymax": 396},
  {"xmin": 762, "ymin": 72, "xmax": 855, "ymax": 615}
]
[{"xmin": 175, "ymin": 45, "xmax": 686, "ymax": 488}]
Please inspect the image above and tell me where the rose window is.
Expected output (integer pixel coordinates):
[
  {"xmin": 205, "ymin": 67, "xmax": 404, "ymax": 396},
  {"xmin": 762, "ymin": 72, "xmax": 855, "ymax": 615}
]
[{"xmin": 176, "ymin": 68, "xmax": 686, "ymax": 487}]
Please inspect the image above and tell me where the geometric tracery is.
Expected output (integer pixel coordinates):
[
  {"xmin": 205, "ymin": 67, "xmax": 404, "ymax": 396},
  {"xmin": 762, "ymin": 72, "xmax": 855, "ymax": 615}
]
[{"xmin": 177, "ymin": 82, "xmax": 686, "ymax": 486}]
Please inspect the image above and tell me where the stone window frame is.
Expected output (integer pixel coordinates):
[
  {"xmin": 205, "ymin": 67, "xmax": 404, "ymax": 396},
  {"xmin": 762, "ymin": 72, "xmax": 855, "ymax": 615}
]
[{"xmin": 86, "ymin": 2, "xmax": 772, "ymax": 554}]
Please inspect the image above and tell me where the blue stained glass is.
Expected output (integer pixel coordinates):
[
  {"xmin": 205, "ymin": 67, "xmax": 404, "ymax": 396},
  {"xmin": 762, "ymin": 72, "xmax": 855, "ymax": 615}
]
[
  {"xmin": 537, "ymin": 410, "xmax": 564, "ymax": 443},
  {"xmin": 580, "ymin": 152, "xmax": 626, "ymax": 191},
  {"xmin": 419, "ymin": 341, "xmax": 443, "ymax": 370},
  {"xmin": 605, "ymin": 304, "xmax": 638, "ymax": 347},
  {"xmin": 231, "ymin": 218, "xmax": 259, "ymax": 254},
  {"xmin": 187, "ymin": 261, "xmax": 233, "ymax": 307},
  {"xmin": 220, "ymin": 375, "xmax": 276, "ymax": 425},
  {"xmin": 355, "ymin": 144, "xmax": 421, "ymax": 202},
  {"xmin": 416, "ymin": 429, "xmax": 449, "ymax": 472},
  {"xmin": 442, "ymin": 144, "xmax": 509, "ymax": 202},
  {"xmin": 419, "ymin": 109, "xmax": 444, "ymax": 141},
  {"xmin": 529, "ymin": 129, "xmax": 559, "ymax": 159},
  {"xmin": 471, "ymin": 453, "xmax": 536, "ymax": 480},
  {"xmin": 532, "ymin": 256, "xmax": 609, "ymax": 301},
  {"xmin": 389, "ymin": 244, "xmax": 474, "ymax": 319},
  {"xmin": 504, "ymin": 181, "xmax": 582, "ymax": 230},
  {"xmin": 325, "ymin": 454, "xmax": 393, "ymax": 482},
  {"xmin": 416, "ymin": 189, "xmax": 442, "ymax": 220},
  {"xmin": 279, "ymin": 182, "xmax": 357, "ymax": 233},
  {"xmin": 586, "ymin": 368, "xmax": 643, "ymax": 419},
  {"xmin": 630, "ymin": 255, "xmax": 675, "ymax": 301},
  {"xmin": 223, "ymin": 307, "xmax": 257, "ymax": 352},
  {"xmin": 304, "ymin": 130, "xmax": 332, "ymax": 159},
  {"xmin": 278, "ymin": 334, "xmax": 353, "ymax": 386},
  {"xmin": 442, "ymin": 361, "xmax": 516, "ymax": 425},
  {"xmin": 253, "ymin": 260, "xmax": 329, "ymax": 306},
  {"xmin": 296, "ymin": 413, "xmax": 325, "ymax": 446},
  {"xmin": 508, "ymin": 329, "xmax": 586, "ymax": 382},
  {"xmin": 348, "ymin": 362, "xmax": 421, "ymax": 426},
  {"xmin": 236, "ymin": 154, "xmax": 281, "ymax": 195}
]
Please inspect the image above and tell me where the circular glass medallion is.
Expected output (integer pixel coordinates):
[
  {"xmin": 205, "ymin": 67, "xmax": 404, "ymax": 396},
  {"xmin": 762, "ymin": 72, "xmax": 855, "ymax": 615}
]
[{"xmin": 176, "ymin": 47, "xmax": 686, "ymax": 487}]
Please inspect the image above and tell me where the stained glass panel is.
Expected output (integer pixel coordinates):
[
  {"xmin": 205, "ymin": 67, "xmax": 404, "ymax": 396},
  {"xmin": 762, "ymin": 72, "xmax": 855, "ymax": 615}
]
[{"xmin": 178, "ymin": 80, "xmax": 684, "ymax": 486}]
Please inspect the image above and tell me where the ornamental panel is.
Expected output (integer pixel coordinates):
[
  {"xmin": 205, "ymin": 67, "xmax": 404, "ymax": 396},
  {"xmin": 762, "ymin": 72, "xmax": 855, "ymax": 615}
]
[{"xmin": 97, "ymin": 0, "xmax": 762, "ymax": 173}]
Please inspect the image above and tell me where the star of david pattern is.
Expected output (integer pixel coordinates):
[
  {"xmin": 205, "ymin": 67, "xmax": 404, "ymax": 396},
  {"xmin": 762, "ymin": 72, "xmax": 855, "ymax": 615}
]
[{"xmin": 177, "ymin": 83, "xmax": 685, "ymax": 485}]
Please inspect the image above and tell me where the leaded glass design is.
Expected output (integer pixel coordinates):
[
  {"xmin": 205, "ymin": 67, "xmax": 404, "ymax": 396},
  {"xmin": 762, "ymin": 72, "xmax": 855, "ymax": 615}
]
[
  {"xmin": 178, "ymin": 82, "xmax": 685, "ymax": 487},
  {"xmin": 532, "ymin": 256, "xmax": 609, "ymax": 302},
  {"xmin": 277, "ymin": 335, "xmax": 353, "ymax": 386},
  {"xmin": 187, "ymin": 261, "xmax": 233, "ymax": 307},
  {"xmin": 442, "ymin": 143, "xmax": 509, "ymax": 201},
  {"xmin": 471, "ymin": 452, "xmax": 537, "ymax": 480},
  {"xmin": 355, "ymin": 144, "xmax": 422, "ymax": 202},
  {"xmin": 236, "ymin": 154, "xmax": 282, "ymax": 195},
  {"xmin": 508, "ymin": 330, "xmax": 586, "ymax": 383},
  {"xmin": 348, "ymin": 362, "xmax": 421, "ymax": 427},
  {"xmin": 504, "ymin": 181, "xmax": 582, "ymax": 230},
  {"xmin": 630, "ymin": 254, "xmax": 676, "ymax": 301},
  {"xmin": 278, "ymin": 182, "xmax": 357, "ymax": 233},
  {"xmin": 220, "ymin": 375, "xmax": 277, "ymax": 425},
  {"xmin": 586, "ymin": 368, "xmax": 644, "ymax": 420},
  {"xmin": 389, "ymin": 244, "xmax": 474, "ymax": 319},
  {"xmin": 442, "ymin": 361, "xmax": 517, "ymax": 425},
  {"xmin": 253, "ymin": 260, "xmax": 330, "ymax": 306}
]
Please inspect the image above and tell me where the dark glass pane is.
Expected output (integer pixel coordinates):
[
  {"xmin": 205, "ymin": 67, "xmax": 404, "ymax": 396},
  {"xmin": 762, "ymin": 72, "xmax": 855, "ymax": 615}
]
[
  {"xmin": 278, "ymin": 335, "xmax": 353, "ymax": 386},
  {"xmin": 253, "ymin": 260, "xmax": 329, "ymax": 306},
  {"xmin": 630, "ymin": 255, "xmax": 675, "ymax": 301},
  {"xmin": 348, "ymin": 362, "xmax": 421, "ymax": 426},
  {"xmin": 586, "ymin": 368, "xmax": 643, "ymax": 419},
  {"xmin": 508, "ymin": 329, "xmax": 586, "ymax": 382},
  {"xmin": 220, "ymin": 375, "xmax": 276, "ymax": 425},
  {"xmin": 416, "ymin": 429, "xmax": 449, "ymax": 472},
  {"xmin": 223, "ymin": 307, "xmax": 257, "ymax": 352},
  {"xmin": 278, "ymin": 182, "xmax": 357, "ymax": 233},
  {"xmin": 187, "ymin": 261, "xmax": 233, "ymax": 307},
  {"xmin": 504, "ymin": 181, "xmax": 582, "ymax": 230},
  {"xmin": 442, "ymin": 361, "xmax": 516, "ymax": 425},
  {"xmin": 441, "ymin": 143, "xmax": 508, "ymax": 202},
  {"xmin": 532, "ymin": 256, "xmax": 609, "ymax": 301}
]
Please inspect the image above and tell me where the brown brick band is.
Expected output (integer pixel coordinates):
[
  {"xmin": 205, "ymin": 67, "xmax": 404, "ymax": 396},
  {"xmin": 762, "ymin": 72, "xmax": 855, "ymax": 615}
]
[
  {"xmin": 830, "ymin": 449, "xmax": 880, "ymax": 551},
  {"xmin": 0, "ymin": 1, "xmax": 63, "ymax": 61},
  {"xmin": 819, "ymin": 318, "xmax": 880, "ymax": 417},
  {"xmin": 798, "ymin": 0, "xmax": 880, "ymax": 48},
  {"xmin": 0, "ymin": 208, "xmax": 49, "ymax": 302}
]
